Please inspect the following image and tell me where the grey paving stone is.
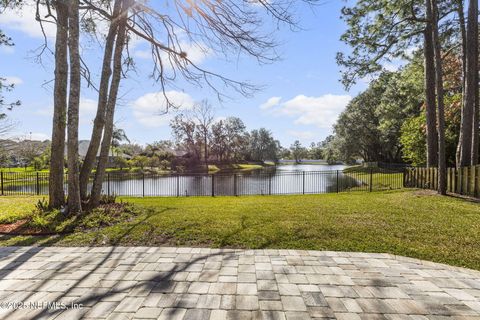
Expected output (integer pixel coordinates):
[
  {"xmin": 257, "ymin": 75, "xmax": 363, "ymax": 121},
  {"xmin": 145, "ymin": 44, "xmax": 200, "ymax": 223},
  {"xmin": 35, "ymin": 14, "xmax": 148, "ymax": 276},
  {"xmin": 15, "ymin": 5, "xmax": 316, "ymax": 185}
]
[
  {"xmin": 209, "ymin": 309, "xmax": 227, "ymax": 320},
  {"xmin": 281, "ymin": 296, "xmax": 308, "ymax": 311},
  {"xmin": 175, "ymin": 294, "xmax": 200, "ymax": 308},
  {"xmin": 183, "ymin": 308, "xmax": 211, "ymax": 320},
  {"xmin": 114, "ymin": 297, "xmax": 145, "ymax": 313},
  {"xmin": 133, "ymin": 307, "xmax": 163, "ymax": 319},
  {"xmin": 237, "ymin": 283, "xmax": 258, "ymax": 295},
  {"xmin": 259, "ymin": 310, "xmax": 287, "ymax": 320},
  {"xmin": 259, "ymin": 300, "xmax": 283, "ymax": 311},
  {"xmin": 157, "ymin": 307, "xmax": 187, "ymax": 320},
  {"xmin": 301, "ymin": 292, "xmax": 328, "ymax": 307},
  {"xmin": 284, "ymin": 311, "xmax": 311, "ymax": 319},
  {"xmin": 86, "ymin": 301, "xmax": 120, "ymax": 318},
  {"xmin": 197, "ymin": 294, "xmax": 222, "ymax": 309},
  {"xmin": 236, "ymin": 295, "xmax": 259, "ymax": 310},
  {"xmin": 258, "ymin": 290, "xmax": 282, "ymax": 301},
  {"xmin": 0, "ymin": 246, "xmax": 479, "ymax": 320},
  {"xmin": 278, "ymin": 283, "xmax": 301, "ymax": 296}
]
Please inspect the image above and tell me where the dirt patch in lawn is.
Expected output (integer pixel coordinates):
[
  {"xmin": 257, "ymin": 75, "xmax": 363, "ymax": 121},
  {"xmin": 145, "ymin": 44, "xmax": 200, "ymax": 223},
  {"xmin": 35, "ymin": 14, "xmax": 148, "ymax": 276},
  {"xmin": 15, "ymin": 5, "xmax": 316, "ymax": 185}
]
[{"xmin": 0, "ymin": 219, "xmax": 57, "ymax": 235}]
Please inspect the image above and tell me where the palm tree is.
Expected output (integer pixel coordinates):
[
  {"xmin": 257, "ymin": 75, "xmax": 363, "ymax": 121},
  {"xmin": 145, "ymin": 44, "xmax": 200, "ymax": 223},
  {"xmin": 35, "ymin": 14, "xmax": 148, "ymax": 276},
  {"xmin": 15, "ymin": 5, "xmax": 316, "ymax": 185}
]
[{"xmin": 111, "ymin": 126, "xmax": 130, "ymax": 157}]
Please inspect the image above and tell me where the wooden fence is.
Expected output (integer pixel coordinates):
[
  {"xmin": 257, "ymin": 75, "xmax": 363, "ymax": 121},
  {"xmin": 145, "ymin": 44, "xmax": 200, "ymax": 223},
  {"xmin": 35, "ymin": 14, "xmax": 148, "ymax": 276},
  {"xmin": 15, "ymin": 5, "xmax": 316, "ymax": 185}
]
[{"xmin": 404, "ymin": 166, "xmax": 480, "ymax": 197}]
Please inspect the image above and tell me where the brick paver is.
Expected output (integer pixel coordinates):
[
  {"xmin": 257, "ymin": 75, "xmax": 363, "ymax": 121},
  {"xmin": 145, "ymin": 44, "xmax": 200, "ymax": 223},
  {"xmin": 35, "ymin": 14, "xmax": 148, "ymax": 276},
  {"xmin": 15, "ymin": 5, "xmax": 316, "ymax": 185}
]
[{"xmin": 0, "ymin": 247, "xmax": 479, "ymax": 319}]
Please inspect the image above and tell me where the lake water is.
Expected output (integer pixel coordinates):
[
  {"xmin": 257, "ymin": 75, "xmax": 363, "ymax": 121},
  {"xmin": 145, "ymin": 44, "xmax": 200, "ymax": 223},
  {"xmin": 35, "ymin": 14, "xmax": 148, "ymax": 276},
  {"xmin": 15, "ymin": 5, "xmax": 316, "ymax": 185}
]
[
  {"xmin": 97, "ymin": 164, "xmax": 356, "ymax": 196},
  {"xmin": 6, "ymin": 164, "xmax": 361, "ymax": 196}
]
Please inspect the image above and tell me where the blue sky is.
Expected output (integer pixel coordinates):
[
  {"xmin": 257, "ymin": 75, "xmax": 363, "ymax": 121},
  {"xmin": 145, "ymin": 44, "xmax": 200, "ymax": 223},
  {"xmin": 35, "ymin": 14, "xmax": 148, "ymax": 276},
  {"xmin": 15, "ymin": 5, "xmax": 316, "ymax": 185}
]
[{"xmin": 0, "ymin": 0, "xmax": 367, "ymax": 147}]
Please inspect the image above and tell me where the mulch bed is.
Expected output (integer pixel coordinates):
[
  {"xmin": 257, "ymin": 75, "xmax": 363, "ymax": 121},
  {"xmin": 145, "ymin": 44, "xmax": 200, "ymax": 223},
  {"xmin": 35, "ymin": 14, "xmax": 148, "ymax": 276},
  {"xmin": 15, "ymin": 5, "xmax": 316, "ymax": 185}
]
[
  {"xmin": 0, "ymin": 219, "xmax": 60, "ymax": 236},
  {"xmin": 0, "ymin": 219, "xmax": 29, "ymax": 234}
]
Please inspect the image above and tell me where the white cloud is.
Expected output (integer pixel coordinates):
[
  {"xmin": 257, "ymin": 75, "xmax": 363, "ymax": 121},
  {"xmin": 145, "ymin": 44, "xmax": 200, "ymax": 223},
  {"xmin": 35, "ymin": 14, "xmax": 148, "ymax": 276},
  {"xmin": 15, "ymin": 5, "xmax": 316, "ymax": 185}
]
[
  {"xmin": 4, "ymin": 76, "xmax": 23, "ymax": 86},
  {"xmin": 132, "ymin": 90, "xmax": 195, "ymax": 127},
  {"xmin": 0, "ymin": 4, "xmax": 56, "ymax": 39},
  {"xmin": 29, "ymin": 132, "xmax": 50, "ymax": 141},
  {"xmin": 287, "ymin": 130, "xmax": 314, "ymax": 140},
  {"xmin": 9, "ymin": 132, "xmax": 50, "ymax": 141},
  {"xmin": 262, "ymin": 94, "xmax": 352, "ymax": 129},
  {"xmin": 260, "ymin": 96, "xmax": 281, "ymax": 110}
]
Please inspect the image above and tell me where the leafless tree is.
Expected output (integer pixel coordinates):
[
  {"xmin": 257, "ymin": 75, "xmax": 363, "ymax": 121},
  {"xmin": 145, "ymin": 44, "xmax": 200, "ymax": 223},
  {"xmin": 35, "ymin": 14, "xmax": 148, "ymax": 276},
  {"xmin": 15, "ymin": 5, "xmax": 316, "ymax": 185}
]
[
  {"xmin": 33, "ymin": 0, "xmax": 314, "ymax": 209},
  {"xmin": 192, "ymin": 100, "xmax": 215, "ymax": 171}
]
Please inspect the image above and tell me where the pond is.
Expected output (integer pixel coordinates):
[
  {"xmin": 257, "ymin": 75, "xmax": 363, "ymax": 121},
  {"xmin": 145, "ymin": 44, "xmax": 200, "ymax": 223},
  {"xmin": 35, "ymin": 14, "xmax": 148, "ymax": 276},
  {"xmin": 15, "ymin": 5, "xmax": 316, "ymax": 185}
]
[
  {"xmin": 4, "ymin": 164, "xmax": 361, "ymax": 197},
  {"xmin": 102, "ymin": 164, "xmax": 357, "ymax": 196}
]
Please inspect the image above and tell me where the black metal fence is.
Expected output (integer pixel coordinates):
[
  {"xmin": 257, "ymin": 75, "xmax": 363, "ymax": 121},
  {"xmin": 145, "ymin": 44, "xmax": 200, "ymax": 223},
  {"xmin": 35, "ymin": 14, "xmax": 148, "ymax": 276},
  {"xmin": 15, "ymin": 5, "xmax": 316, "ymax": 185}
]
[{"xmin": 0, "ymin": 168, "xmax": 405, "ymax": 197}]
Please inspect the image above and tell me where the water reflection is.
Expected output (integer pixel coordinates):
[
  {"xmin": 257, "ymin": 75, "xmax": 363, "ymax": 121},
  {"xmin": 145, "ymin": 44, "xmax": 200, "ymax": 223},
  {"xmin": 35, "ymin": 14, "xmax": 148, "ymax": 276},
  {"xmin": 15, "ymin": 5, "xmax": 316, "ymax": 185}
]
[{"xmin": 6, "ymin": 164, "xmax": 361, "ymax": 196}]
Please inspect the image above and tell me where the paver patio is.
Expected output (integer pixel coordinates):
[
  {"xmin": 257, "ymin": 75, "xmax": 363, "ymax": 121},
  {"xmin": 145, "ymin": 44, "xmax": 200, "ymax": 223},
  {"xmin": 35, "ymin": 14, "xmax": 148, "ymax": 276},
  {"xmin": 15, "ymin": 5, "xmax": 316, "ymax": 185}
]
[{"xmin": 0, "ymin": 247, "xmax": 479, "ymax": 319}]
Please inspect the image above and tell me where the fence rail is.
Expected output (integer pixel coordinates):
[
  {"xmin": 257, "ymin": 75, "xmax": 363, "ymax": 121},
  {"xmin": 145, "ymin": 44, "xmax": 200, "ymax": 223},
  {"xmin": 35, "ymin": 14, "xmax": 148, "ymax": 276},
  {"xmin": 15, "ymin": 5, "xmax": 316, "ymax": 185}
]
[
  {"xmin": 404, "ymin": 165, "xmax": 480, "ymax": 198},
  {"xmin": 0, "ymin": 168, "xmax": 405, "ymax": 197}
]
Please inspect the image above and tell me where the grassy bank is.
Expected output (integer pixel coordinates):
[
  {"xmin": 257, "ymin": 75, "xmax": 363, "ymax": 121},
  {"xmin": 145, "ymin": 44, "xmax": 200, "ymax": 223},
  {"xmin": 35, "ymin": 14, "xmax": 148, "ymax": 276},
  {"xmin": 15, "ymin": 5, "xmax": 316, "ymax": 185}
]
[
  {"xmin": 207, "ymin": 163, "xmax": 266, "ymax": 173},
  {"xmin": 343, "ymin": 166, "xmax": 404, "ymax": 190},
  {"xmin": 0, "ymin": 190, "xmax": 480, "ymax": 270}
]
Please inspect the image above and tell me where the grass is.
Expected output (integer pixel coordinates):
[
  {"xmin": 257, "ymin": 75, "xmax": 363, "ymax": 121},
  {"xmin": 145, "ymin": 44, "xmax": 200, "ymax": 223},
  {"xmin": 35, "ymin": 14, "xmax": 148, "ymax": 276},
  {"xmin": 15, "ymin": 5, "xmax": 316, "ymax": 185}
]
[
  {"xmin": 0, "ymin": 190, "xmax": 480, "ymax": 270},
  {"xmin": 208, "ymin": 163, "xmax": 265, "ymax": 173},
  {"xmin": 343, "ymin": 166, "xmax": 404, "ymax": 190},
  {"xmin": 0, "ymin": 167, "xmax": 50, "ymax": 173},
  {"xmin": 0, "ymin": 196, "xmax": 42, "ymax": 223},
  {"xmin": 278, "ymin": 160, "xmax": 329, "ymax": 165}
]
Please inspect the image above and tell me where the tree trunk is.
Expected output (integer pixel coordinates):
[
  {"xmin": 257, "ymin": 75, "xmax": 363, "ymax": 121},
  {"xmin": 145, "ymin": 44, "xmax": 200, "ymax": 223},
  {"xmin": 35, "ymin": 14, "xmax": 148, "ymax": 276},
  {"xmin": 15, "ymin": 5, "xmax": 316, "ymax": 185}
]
[
  {"xmin": 468, "ymin": 0, "xmax": 479, "ymax": 165},
  {"xmin": 455, "ymin": 0, "xmax": 467, "ymax": 167},
  {"xmin": 430, "ymin": 0, "xmax": 447, "ymax": 195},
  {"xmin": 79, "ymin": 0, "xmax": 122, "ymax": 200},
  {"xmin": 458, "ymin": 0, "xmax": 477, "ymax": 167},
  {"xmin": 48, "ymin": 0, "xmax": 68, "ymax": 209},
  {"xmin": 204, "ymin": 134, "xmax": 208, "ymax": 172},
  {"xmin": 424, "ymin": 0, "xmax": 438, "ymax": 168},
  {"xmin": 89, "ymin": 0, "xmax": 130, "ymax": 208},
  {"xmin": 66, "ymin": 0, "xmax": 82, "ymax": 214}
]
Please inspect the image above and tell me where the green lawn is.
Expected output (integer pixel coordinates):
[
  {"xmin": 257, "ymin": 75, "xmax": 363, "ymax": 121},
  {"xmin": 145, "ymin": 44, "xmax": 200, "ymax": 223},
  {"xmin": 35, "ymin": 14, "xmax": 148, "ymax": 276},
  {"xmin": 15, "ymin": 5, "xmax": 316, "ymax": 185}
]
[
  {"xmin": 343, "ymin": 166, "xmax": 404, "ymax": 190},
  {"xmin": 0, "ymin": 196, "xmax": 42, "ymax": 223},
  {"xmin": 0, "ymin": 190, "xmax": 479, "ymax": 270},
  {"xmin": 0, "ymin": 167, "xmax": 50, "ymax": 173},
  {"xmin": 208, "ymin": 163, "xmax": 267, "ymax": 173}
]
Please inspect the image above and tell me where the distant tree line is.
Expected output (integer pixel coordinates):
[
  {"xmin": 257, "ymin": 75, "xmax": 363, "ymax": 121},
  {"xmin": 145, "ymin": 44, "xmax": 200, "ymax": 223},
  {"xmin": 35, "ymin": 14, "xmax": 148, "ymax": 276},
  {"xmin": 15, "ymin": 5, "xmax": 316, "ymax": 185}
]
[{"xmin": 170, "ymin": 100, "xmax": 281, "ymax": 170}]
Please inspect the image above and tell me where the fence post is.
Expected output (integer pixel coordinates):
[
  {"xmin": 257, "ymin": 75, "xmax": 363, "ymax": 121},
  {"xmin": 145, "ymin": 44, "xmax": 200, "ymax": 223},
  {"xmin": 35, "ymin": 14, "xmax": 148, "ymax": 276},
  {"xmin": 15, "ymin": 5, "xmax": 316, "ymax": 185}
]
[
  {"xmin": 211, "ymin": 174, "xmax": 215, "ymax": 197},
  {"xmin": 336, "ymin": 170, "xmax": 339, "ymax": 193},
  {"xmin": 369, "ymin": 168, "xmax": 373, "ymax": 192},
  {"xmin": 142, "ymin": 173, "xmax": 145, "ymax": 197},
  {"xmin": 302, "ymin": 171, "xmax": 305, "ymax": 194},
  {"xmin": 233, "ymin": 174, "xmax": 237, "ymax": 196},
  {"xmin": 176, "ymin": 174, "xmax": 180, "ymax": 197},
  {"xmin": 36, "ymin": 172, "xmax": 40, "ymax": 195},
  {"xmin": 0, "ymin": 171, "xmax": 3, "ymax": 196},
  {"xmin": 107, "ymin": 172, "xmax": 111, "ymax": 196},
  {"xmin": 269, "ymin": 173, "xmax": 272, "ymax": 195},
  {"xmin": 457, "ymin": 167, "xmax": 463, "ymax": 194},
  {"xmin": 476, "ymin": 166, "xmax": 480, "ymax": 197}
]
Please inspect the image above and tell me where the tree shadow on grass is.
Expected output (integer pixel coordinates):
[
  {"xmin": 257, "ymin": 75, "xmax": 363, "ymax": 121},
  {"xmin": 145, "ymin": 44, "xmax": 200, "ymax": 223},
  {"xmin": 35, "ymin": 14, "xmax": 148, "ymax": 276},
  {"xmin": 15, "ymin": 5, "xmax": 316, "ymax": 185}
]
[{"xmin": 0, "ymin": 205, "xmax": 190, "ymax": 318}]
